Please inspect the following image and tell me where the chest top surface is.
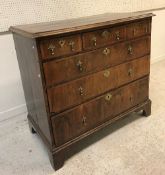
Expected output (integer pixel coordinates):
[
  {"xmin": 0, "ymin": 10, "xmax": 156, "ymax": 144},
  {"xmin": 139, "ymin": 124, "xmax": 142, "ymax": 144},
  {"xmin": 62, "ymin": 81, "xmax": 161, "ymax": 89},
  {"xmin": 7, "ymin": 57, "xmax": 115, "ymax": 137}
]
[{"xmin": 10, "ymin": 12, "xmax": 154, "ymax": 38}]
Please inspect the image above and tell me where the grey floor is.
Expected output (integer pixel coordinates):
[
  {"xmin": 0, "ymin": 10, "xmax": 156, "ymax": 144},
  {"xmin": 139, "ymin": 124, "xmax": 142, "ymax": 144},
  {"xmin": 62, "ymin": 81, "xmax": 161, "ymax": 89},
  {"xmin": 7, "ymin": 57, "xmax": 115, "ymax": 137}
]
[{"xmin": 0, "ymin": 60, "xmax": 165, "ymax": 175}]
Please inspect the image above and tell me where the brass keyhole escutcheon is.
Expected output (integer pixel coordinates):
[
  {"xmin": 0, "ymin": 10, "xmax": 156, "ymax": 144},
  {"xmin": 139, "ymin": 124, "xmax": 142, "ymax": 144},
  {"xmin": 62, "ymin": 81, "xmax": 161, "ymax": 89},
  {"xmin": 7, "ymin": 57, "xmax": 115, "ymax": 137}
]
[
  {"xmin": 48, "ymin": 44, "xmax": 56, "ymax": 55},
  {"xmin": 105, "ymin": 93, "xmax": 112, "ymax": 101},
  {"xmin": 91, "ymin": 36, "xmax": 97, "ymax": 46},
  {"xmin": 103, "ymin": 48, "xmax": 110, "ymax": 56},
  {"xmin": 103, "ymin": 70, "xmax": 110, "ymax": 78},
  {"xmin": 59, "ymin": 40, "xmax": 65, "ymax": 47},
  {"xmin": 102, "ymin": 30, "xmax": 110, "ymax": 39}
]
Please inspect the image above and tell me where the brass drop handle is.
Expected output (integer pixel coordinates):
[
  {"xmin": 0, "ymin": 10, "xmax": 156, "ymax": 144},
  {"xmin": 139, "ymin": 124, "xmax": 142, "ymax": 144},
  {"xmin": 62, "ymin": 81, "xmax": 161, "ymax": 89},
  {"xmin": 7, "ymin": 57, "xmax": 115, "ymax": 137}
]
[
  {"xmin": 128, "ymin": 45, "xmax": 133, "ymax": 55},
  {"xmin": 79, "ymin": 86, "xmax": 84, "ymax": 96},
  {"xmin": 91, "ymin": 36, "xmax": 97, "ymax": 46},
  {"xmin": 77, "ymin": 60, "xmax": 83, "ymax": 72},
  {"xmin": 133, "ymin": 28, "xmax": 136, "ymax": 36},
  {"xmin": 103, "ymin": 48, "xmax": 110, "ymax": 56},
  {"xmin": 103, "ymin": 70, "xmax": 110, "ymax": 78},
  {"xmin": 145, "ymin": 26, "xmax": 148, "ymax": 33},
  {"xmin": 130, "ymin": 96, "xmax": 133, "ymax": 102},
  {"xmin": 48, "ymin": 44, "xmax": 55, "ymax": 55},
  {"xmin": 128, "ymin": 68, "xmax": 133, "ymax": 77},
  {"xmin": 105, "ymin": 93, "xmax": 112, "ymax": 101},
  {"xmin": 82, "ymin": 116, "xmax": 87, "ymax": 125},
  {"xmin": 115, "ymin": 31, "xmax": 120, "ymax": 41},
  {"xmin": 102, "ymin": 30, "xmax": 110, "ymax": 38},
  {"xmin": 69, "ymin": 41, "xmax": 75, "ymax": 51}
]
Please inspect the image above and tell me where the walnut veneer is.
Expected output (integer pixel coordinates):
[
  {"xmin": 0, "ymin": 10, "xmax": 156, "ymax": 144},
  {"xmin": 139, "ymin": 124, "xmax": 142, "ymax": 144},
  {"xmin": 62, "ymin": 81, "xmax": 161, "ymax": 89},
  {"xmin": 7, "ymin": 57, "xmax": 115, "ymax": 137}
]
[{"xmin": 10, "ymin": 12, "xmax": 154, "ymax": 170}]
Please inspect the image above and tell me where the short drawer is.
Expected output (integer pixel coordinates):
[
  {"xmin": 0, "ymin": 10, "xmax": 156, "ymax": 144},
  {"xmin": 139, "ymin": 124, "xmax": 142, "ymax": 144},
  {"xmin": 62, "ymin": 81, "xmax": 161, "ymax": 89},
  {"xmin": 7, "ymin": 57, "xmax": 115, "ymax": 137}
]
[
  {"xmin": 39, "ymin": 34, "xmax": 82, "ymax": 60},
  {"xmin": 126, "ymin": 36, "xmax": 150, "ymax": 60},
  {"xmin": 126, "ymin": 19, "xmax": 151, "ymax": 39},
  {"xmin": 52, "ymin": 77, "xmax": 149, "ymax": 146},
  {"xmin": 47, "ymin": 56, "xmax": 150, "ymax": 113},
  {"xmin": 82, "ymin": 25, "xmax": 126, "ymax": 50},
  {"xmin": 43, "ymin": 36, "xmax": 150, "ymax": 86}
]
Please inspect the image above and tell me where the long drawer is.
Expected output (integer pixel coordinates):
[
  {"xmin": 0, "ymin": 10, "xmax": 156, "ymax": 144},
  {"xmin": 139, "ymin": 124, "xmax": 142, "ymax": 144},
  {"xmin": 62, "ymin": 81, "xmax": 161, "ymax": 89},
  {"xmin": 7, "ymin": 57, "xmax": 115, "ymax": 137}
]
[
  {"xmin": 52, "ymin": 77, "xmax": 149, "ymax": 146},
  {"xmin": 47, "ymin": 56, "xmax": 150, "ymax": 113},
  {"xmin": 44, "ymin": 36, "xmax": 150, "ymax": 86}
]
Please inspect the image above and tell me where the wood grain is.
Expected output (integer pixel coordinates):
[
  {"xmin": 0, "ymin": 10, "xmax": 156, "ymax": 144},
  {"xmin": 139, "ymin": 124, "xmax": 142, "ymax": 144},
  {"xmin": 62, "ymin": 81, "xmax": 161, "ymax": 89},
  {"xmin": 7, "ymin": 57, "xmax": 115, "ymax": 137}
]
[
  {"xmin": 40, "ymin": 34, "xmax": 82, "ymax": 59},
  {"xmin": 11, "ymin": 12, "xmax": 153, "ymax": 170},
  {"xmin": 52, "ymin": 77, "xmax": 149, "ymax": 146},
  {"xmin": 47, "ymin": 56, "xmax": 150, "ymax": 114},
  {"xmin": 43, "ymin": 36, "xmax": 150, "ymax": 86},
  {"xmin": 10, "ymin": 12, "xmax": 154, "ymax": 38}
]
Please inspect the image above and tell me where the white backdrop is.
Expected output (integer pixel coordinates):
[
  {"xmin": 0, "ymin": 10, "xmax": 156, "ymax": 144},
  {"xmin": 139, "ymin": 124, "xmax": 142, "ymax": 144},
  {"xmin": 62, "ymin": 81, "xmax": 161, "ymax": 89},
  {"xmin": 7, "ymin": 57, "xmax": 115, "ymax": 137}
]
[{"xmin": 0, "ymin": 0, "xmax": 165, "ymax": 32}]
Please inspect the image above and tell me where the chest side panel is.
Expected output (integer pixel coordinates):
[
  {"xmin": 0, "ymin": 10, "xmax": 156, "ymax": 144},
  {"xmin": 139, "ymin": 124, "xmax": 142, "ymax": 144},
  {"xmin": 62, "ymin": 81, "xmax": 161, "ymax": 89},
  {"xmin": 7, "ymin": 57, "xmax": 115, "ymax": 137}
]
[{"xmin": 13, "ymin": 34, "xmax": 53, "ymax": 146}]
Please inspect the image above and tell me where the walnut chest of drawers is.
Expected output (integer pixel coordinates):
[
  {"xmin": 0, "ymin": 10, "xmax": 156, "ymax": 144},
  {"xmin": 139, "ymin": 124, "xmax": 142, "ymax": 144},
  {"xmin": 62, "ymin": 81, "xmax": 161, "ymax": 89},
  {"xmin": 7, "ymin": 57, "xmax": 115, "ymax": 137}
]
[{"xmin": 10, "ymin": 12, "xmax": 154, "ymax": 170}]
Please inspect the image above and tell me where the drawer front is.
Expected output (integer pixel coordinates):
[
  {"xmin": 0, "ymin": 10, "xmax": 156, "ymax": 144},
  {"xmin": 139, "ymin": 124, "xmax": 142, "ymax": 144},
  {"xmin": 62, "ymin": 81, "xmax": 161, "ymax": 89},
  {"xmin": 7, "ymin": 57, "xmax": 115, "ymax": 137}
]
[
  {"xmin": 39, "ymin": 34, "xmax": 82, "ymax": 59},
  {"xmin": 47, "ymin": 56, "xmax": 150, "ymax": 113},
  {"xmin": 126, "ymin": 36, "xmax": 150, "ymax": 60},
  {"xmin": 44, "ymin": 36, "xmax": 150, "ymax": 86},
  {"xmin": 82, "ymin": 25, "xmax": 126, "ymax": 50},
  {"xmin": 52, "ymin": 77, "xmax": 149, "ymax": 146},
  {"xmin": 126, "ymin": 19, "xmax": 151, "ymax": 39}
]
